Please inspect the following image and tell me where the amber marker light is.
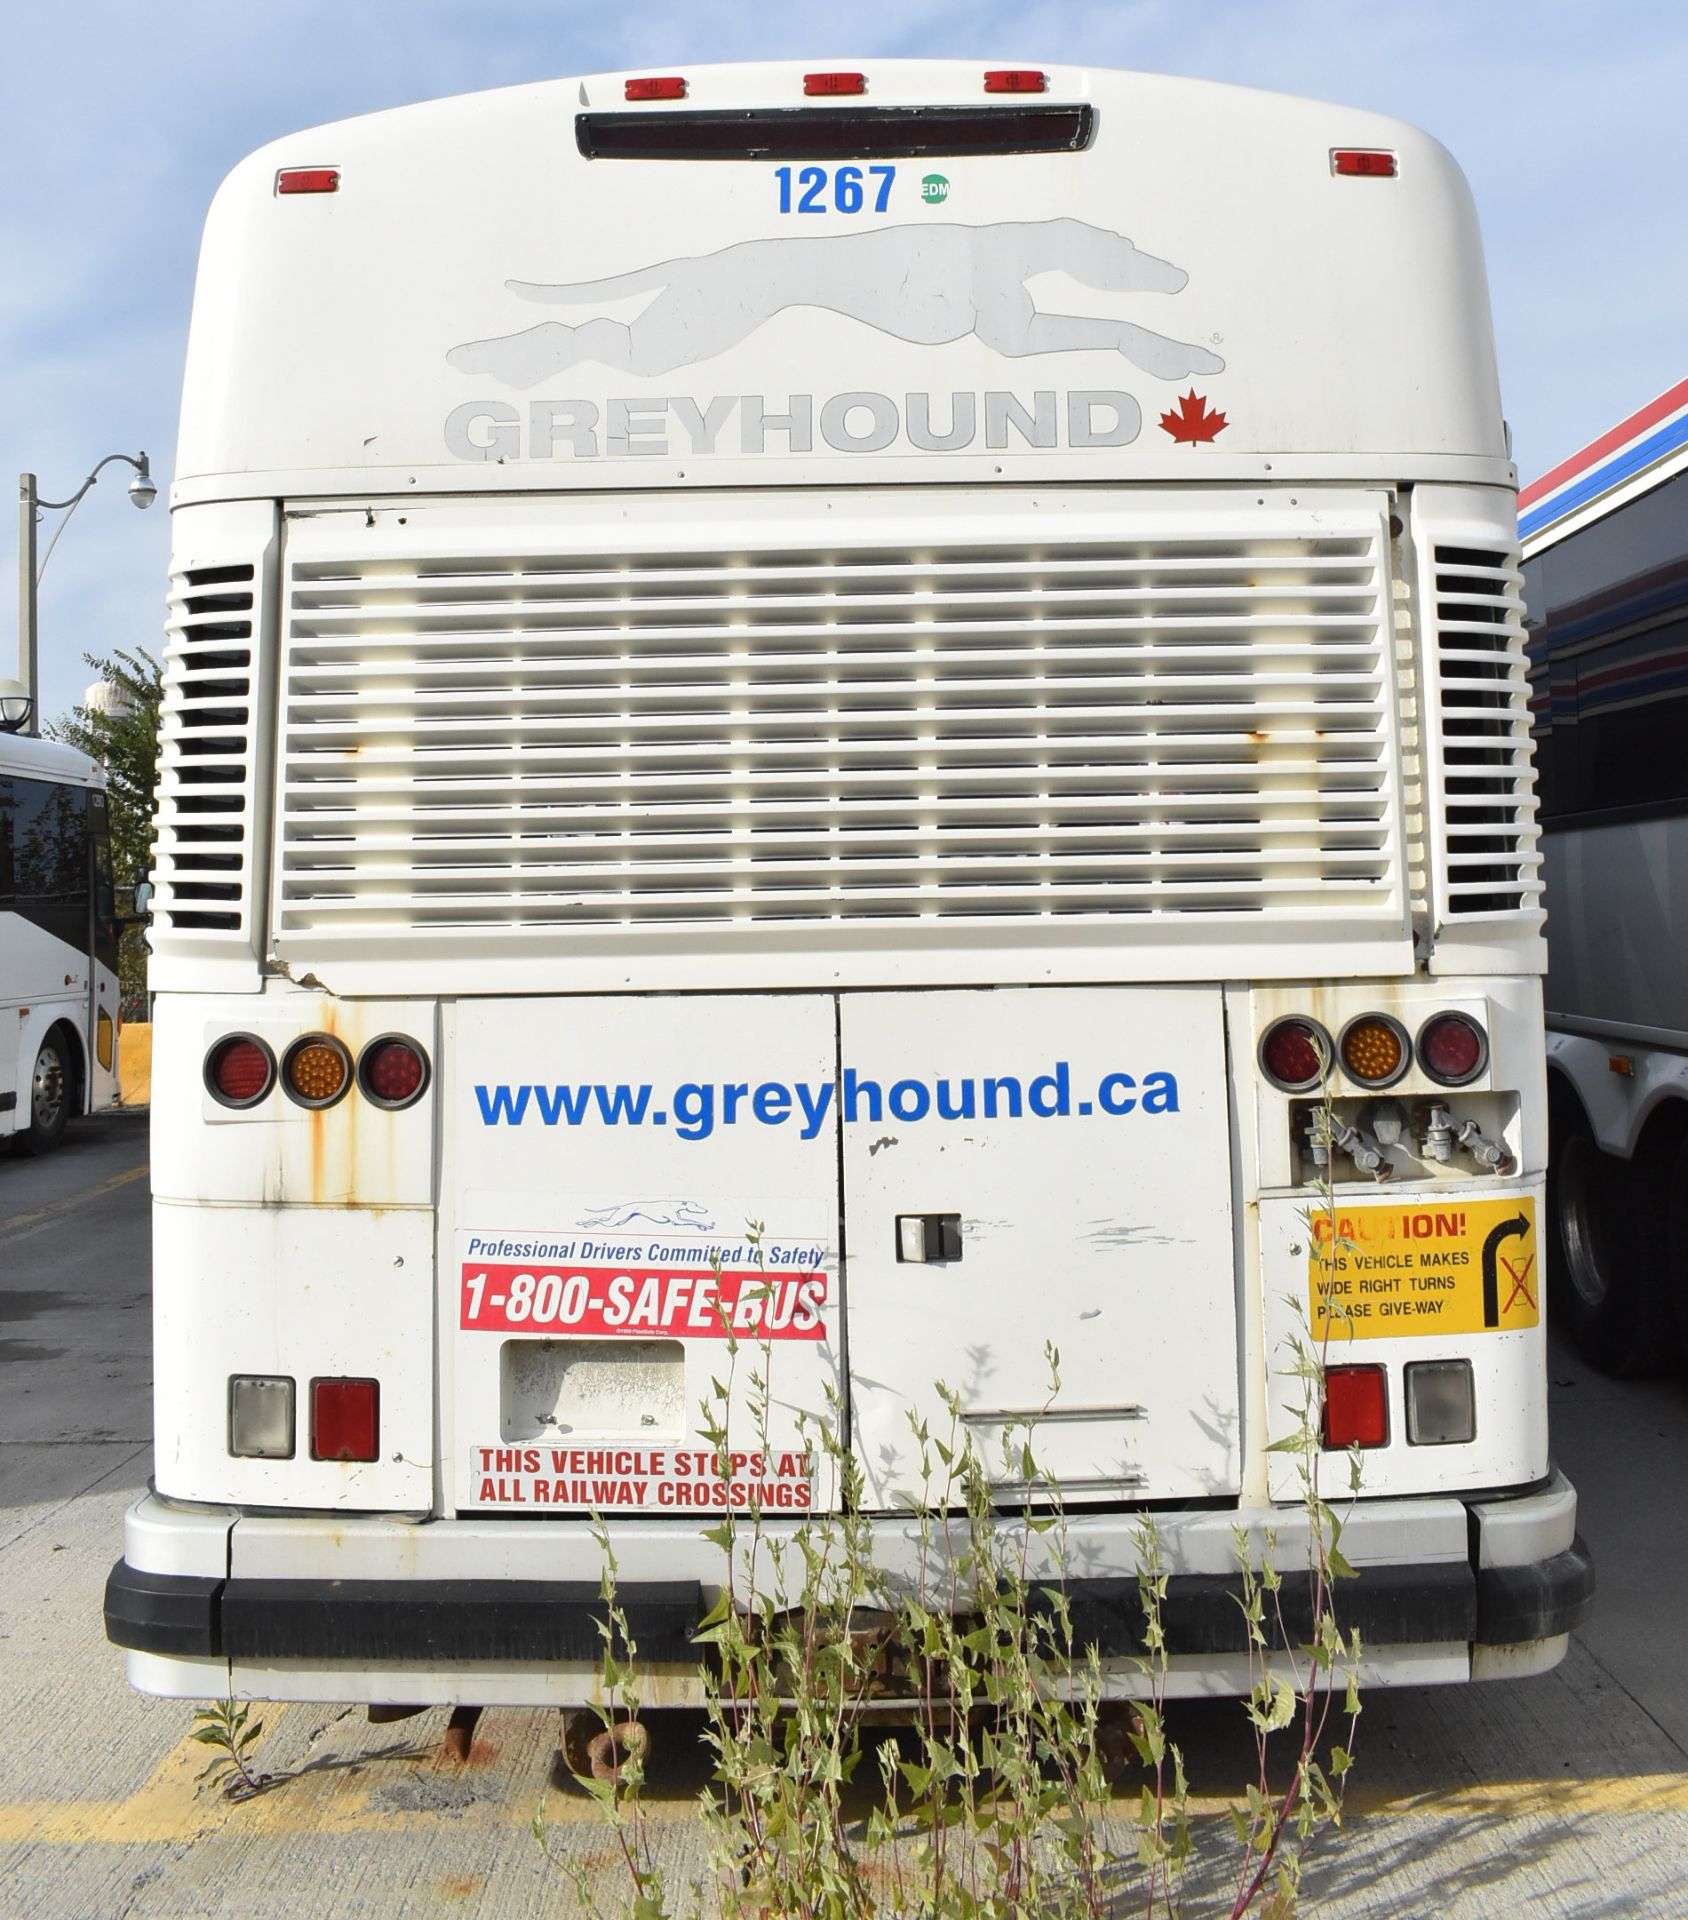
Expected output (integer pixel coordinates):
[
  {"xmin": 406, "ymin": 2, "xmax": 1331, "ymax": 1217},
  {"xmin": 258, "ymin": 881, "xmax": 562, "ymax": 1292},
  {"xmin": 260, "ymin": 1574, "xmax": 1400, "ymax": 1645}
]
[
  {"xmin": 282, "ymin": 1034, "xmax": 352, "ymax": 1109},
  {"xmin": 1339, "ymin": 1013, "xmax": 1409, "ymax": 1088}
]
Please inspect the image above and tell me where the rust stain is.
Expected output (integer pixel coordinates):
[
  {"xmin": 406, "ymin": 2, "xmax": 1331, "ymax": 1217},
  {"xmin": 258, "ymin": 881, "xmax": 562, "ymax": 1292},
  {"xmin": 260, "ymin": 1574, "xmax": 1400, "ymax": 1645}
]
[{"xmin": 439, "ymin": 1877, "xmax": 480, "ymax": 1900}]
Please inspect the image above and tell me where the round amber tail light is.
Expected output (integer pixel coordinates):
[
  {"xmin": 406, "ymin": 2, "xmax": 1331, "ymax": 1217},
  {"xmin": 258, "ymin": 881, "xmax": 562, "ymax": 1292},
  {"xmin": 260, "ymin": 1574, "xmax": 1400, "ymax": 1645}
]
[
  {"xmin": 1339, "ymin": 1013, "xmax": 1409, "ymax": 1088},
  {"xmin": 358, "ymin": 1035, "xmax": 430, "ymax": 1110},
  {"xmin": 282, "ymin": 1034, "xmax": 352, "ymax": 1109},
  {"xmin": 1418, "ymin": 1012, "xmax": 1488, "ymax": 1087},
  {"xmin": 205, "ymin": 1034, "xmax": 276, "ymax": 1109},
  {"xmin": 1259, "ymin": 1017, "xmax": 1332, "ymax": 1092}
]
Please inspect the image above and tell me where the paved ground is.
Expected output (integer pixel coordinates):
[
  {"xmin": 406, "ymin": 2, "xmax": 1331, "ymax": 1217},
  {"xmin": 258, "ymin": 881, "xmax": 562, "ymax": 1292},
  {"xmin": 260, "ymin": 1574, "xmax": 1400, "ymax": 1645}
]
[{"xmin": 2, "ymin": 1108, "xmax": 1685, "ymax": 1917}]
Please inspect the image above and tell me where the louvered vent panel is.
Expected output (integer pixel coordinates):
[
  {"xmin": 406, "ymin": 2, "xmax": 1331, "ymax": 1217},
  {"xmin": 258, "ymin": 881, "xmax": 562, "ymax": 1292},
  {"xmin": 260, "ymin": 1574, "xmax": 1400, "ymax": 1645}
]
[
  {"xmin": 155, "ymin": 562, "xmax": 256, "ymax": 935},
  {"xmin": 1429, "ymin": 545, "xmax": 1543, "ymax": 917},
  {"xmin": 275, "ymin": 500, "xmax": 1404, "ymax": 947}
]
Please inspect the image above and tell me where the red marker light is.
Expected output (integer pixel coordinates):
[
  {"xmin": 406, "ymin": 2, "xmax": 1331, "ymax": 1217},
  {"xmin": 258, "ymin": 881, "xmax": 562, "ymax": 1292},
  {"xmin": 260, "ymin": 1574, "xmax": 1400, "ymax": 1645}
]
[
  {"xmin": 1418, "ymin": 1012, "xmax": 1487, "ymax": 1086},
  {"xmin": 358, "ymin": 1035, "xmax": 429, "ymax": 1109},
  {"xmin": 205, "ymin": 1034, "xmax": 275, "ymax": 1107},
  {"xmin": 1324, "ymin": 1366, "xmax": 1389, "ymax": 1449},
  {"xmin": 804, "ymin": 72, "xmax": 866, "ymax": 96},
  {"xmin": 311, "ymin": 1378, "xmax": 379, "ymax": 1462},
  {"xmin": 1331, "ymin": 149, "xmax": 1397, "ymax": 178},
  {"xmin": 624, "ymin": 76, "xmax": 686, "ymax": 101},
  {"xmin": 1258, "ymin": 1017, "xmax": 1330, "ymax": 1093},
  {"xmin": 984, "ymin": 69, "xmax": 1047, "ymax": 93},
  {"xmin": 276, "ymin": 168, "xmax": 340, "ymax": 196}
]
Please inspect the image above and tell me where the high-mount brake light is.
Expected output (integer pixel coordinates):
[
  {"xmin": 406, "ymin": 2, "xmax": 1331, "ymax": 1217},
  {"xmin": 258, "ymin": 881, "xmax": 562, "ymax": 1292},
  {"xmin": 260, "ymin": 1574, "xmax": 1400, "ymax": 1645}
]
[
  {"xmin": 358, "ymin": 1035, "xmax": 430, "ymax": 1110},
  {"xmin": 1331, "ymin": 149, "xmax": 1397, "ymax": 178},
  {"xmin": 1339, "ymin": 1013, "xmax": 1410, "ymax": 1088},
  {"xmin": 984, "ymin": 69, "xmax": 1047, "ymax": 93},
  {"xmin": 281, "ymin": 1034, "xmax": 352, "ymax": 1109},
  {"xmin": 624, "ymin": 76, "xmax": 686, "ymax": 101},
  {"xmin": 205, "ymin": 1034, "xmax": 275, "ymax": 1108},
  {"xmin": 276, "ymin": 167, "xmax": 340, "ymax": 195},
  {"xmin": 804, "ymin": 72, "xmax": 866, "ymax": 96},
  {"xmin": 1324, "ymin": 1366, "xmax": 1389, "ymax": 1449},
  {"xmin": 311, "ymin": 1378, "xmax": 379, "ymax": 1462},
  {"xmin": 1258, "ymin": 1016, "xmax": 1331, "ymax": 1093},
  {"xmin": 1417, "ymin": 1012, "xmax": 1488, "ymax": 1087}
]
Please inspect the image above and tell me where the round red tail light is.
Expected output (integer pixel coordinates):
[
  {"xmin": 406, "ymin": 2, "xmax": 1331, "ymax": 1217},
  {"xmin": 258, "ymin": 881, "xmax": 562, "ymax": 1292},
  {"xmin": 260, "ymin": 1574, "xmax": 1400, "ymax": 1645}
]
[
  {"xmin": 1259, "ymin": 1017, "xmax": 1331, "ymax": 1092},
  {"xmin": 1417, "ymin": 1013, "xmax": 1487, "ymax": 1087},
  {"xmin": 205, "ymin": 1034, "xmax": 276, "ymax": 1108},
  {"xmin": 358, "ymin": 1035, "xmax": 429, "ymax": 1109}
]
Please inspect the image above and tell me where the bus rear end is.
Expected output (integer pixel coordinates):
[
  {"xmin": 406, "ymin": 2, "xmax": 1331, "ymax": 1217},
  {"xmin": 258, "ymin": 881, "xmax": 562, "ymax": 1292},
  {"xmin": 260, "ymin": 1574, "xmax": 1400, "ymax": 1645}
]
[{"xmin": 107, "ymin": 61, "xmax": 1591, "ymax": 1704}]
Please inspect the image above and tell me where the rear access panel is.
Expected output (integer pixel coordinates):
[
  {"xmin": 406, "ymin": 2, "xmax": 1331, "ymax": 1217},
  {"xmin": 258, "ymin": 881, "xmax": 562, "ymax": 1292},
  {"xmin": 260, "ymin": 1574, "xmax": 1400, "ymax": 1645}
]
[
  {"xmin": 840, "ymin": 988, "xmax": 1239, "ymax": 1509},
  {"xmin": 447, "ymin": 995, "xmax": 840, "ymax": 1517}
]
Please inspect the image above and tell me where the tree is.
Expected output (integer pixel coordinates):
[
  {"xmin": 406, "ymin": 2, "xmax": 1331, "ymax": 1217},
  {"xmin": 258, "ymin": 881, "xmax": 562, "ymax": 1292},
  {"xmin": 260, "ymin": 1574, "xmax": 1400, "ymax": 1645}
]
[{"xmin": 50, "ymin": 647, "xmax": 163, "ymax": 1015}]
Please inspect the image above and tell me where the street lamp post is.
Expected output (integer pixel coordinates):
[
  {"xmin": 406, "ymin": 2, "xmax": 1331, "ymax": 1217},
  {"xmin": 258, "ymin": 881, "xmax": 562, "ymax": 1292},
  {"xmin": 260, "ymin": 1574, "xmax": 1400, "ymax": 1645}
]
[{"xmin": 13, "ymin": 452, "xmax": 156, "ymax": 736}]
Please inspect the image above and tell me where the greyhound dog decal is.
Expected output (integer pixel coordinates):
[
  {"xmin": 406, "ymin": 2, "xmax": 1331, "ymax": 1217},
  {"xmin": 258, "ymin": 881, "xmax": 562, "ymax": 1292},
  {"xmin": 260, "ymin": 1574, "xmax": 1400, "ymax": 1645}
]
[
  {"xmin": 577, "ymin": 1200, "xmax": 717, "ymax": 1232},
  {"xmin": 449, "ymin": 219, "xmax": 1224, "ymax": 386}
]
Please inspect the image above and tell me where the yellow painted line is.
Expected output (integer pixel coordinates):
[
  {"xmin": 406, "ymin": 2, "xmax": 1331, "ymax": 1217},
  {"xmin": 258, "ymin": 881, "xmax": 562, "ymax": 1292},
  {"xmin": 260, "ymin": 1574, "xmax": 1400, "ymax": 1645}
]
[
  {"xmin": 4, "ymin": 1723, "xmax": 1684, "ymax": 1847},
  {"xmin": 0, "ymin": 1161, "xmax": 147, "ymax": 1238}
]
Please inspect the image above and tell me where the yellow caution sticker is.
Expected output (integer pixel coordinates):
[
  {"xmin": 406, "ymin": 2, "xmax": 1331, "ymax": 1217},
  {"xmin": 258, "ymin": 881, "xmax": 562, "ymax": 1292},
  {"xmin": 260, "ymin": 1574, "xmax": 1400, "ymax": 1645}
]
[{"xmin": 1308, "ymin": 1197, "xmax": 1538, "ymax": 1340}]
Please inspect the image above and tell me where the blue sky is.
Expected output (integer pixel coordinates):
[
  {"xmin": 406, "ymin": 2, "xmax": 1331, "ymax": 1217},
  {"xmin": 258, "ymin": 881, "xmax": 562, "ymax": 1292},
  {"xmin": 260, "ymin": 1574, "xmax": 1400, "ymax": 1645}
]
[{"xmin": 3, "ymin": 0, "xmax": 1682, "ymax": 727}]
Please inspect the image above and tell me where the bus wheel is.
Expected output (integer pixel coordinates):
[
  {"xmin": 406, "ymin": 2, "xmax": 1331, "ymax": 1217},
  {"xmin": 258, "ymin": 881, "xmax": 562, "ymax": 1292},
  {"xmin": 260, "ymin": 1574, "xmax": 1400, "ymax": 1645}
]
[
  {"xmin": 1649, "ymin": 1132, "xmax": 1688, "ymax": 1366},
  {"xmin": 1549, "ymin": 1092, "xmax": 1672, "ymax": 1375},
  {"xmin": 17, "ymin": 1028, "xmax": 73, "ymax": 1156}
]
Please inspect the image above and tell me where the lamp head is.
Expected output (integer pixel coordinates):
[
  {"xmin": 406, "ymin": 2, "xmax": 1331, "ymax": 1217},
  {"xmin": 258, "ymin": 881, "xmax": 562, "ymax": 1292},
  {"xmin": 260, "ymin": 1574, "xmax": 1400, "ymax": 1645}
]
[
  {"xmin": 0, "ymin": 679, "xmax": 33, "ymax": 733},
  {"xmin": 127, "ymin": 454, "xmax": 157, "ymax": 510}
]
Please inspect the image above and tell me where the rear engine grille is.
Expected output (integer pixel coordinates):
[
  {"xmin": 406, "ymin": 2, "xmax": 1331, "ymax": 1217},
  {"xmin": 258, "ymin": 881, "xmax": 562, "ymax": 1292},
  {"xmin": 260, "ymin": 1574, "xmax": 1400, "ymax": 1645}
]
[
  {"xmin": 1429, "ymin": 545, "xmax": 1542, "ymax": 917},
  {"xmin": 155, "ymin": 563, "xmax": 256, "ymax": 934},
  {"xmin": 275, "ymin": 494, "xmax": 1405, "ymax": 956}
]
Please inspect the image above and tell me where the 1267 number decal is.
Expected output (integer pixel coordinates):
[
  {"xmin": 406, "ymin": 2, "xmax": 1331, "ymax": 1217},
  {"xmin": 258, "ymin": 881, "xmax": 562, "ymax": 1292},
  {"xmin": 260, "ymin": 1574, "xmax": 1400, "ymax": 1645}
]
[{"xmin": 775, "ymin": 164, "xmax": 896, "ymax": 214}]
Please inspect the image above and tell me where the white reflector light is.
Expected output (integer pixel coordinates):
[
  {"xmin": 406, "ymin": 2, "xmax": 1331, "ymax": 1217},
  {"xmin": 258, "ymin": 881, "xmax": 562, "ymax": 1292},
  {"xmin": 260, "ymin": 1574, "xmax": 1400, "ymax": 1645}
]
[
  {"xmin": 1405, "ymin": 1360, "xmax": 1475, "ymax": 1445},
  {"xmin": 229, "ymin": 1375, "xmax": 295, "ymax": 1458}
]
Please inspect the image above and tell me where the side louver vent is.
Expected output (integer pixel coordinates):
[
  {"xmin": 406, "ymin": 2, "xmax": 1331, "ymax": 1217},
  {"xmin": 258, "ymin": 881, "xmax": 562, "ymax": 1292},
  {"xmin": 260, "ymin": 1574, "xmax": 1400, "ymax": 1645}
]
[
  {"xmin": 155, "ymin": 562, "xmax": 256, "ymax": 934},
  {"xmin": 1430, "ymin": 545, "xmax": 1542, "ymax": 917}
]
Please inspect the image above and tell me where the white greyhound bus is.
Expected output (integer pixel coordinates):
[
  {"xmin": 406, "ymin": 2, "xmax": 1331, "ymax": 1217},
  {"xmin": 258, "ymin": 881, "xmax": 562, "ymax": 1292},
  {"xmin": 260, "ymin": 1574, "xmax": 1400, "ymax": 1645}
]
[
  {"xmin": 106, "ymin": 62, "xmax": 1592, "ymax": 1704},
  {"xmin": 0, "ymin": 731, "xmax": 121, "ymax": 1151},
  {"xmin": 1521, "ymin": 377, "xmax": 1688, "ymax": 1374}
]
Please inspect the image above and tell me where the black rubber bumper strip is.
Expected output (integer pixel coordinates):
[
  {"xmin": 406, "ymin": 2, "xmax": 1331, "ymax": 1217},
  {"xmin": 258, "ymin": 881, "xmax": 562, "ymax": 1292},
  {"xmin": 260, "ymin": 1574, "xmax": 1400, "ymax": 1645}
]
[
  {"xmin": 104, "ymin": 1563, "xmax": 701, "ymax": 1664},
  {"xmin": 1475, "ymin": 1536, "xmax": 1596, "ymax": 1644},
  {"xmin": 105, "ymin": 1541, "xmax": 1594, "ymax": 1665},
  {"xmin": 103, "ymin": 1565, "xmax": 224, "ymax": 1658}
]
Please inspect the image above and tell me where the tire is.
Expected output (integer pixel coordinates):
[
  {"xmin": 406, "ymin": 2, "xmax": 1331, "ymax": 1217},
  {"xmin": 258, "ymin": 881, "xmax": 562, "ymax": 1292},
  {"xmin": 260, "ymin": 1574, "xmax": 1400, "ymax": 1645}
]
[
  {"xmin": 16, "ymin": 1027, "xmax": 74, "ymax": 1157},
  {"xmin": 1646, "ymin": 1131, "xmax": 1688, "ymax": 1367},
  {"xmin": 1547, "ymin": 1084, "xmax": 1677, "ymax": 1375}
]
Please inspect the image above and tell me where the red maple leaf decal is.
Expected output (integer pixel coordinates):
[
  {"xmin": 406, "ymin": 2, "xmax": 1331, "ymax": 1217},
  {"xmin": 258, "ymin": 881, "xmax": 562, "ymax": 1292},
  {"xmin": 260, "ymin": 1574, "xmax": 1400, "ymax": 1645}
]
[{"xmin": 1160, "ymin": 390, "xmax": 1228, "ymax": 445}]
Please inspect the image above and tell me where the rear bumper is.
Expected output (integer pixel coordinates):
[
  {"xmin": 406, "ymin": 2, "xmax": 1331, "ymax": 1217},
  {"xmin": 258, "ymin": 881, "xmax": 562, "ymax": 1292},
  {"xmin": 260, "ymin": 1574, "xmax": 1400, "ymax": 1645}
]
[{"xmin": 106, "ymin": 1471, "xmax": 1592, "ymax": 1701}]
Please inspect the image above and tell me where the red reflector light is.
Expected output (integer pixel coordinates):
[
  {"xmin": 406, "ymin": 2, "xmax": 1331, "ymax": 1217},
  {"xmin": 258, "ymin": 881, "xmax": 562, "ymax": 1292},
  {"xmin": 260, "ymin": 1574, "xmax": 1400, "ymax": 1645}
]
[
  {"xmin": 1331, "ymin": 149, "xmax": 1397, "ymax": 178},
  {"xmin": 804, "ymin": 72, "xmax": 866, "ymax": 96},
  {"xmin": 276, "ymin": 167, "xmax": 340, "ymax": 195},
  {"xmin": 1258, "ymin": 1017, "xmax": 1331, "ymax": 1093},
  {"xmin": 1324, "ymin": 1366, "xmax": 1388, "ymax": 1449},
  {"xmin": 311, "ymin": 1378, "xmax": 379, "ymax": 1462},
  {"xmin": 358, "ymin": 1035, "xmax": 429, "ymax": 1108},
  {"xmin": 206, "ymin": 1034, "xmax": 275, "ymax": 1107},
  {"xmin": 1417, "ymin": 1013, "xmax": 1487, "ymax": 1087},
  {"xmin": 624, "ymin": 76, "xmax": 686, "ymax": 101},
  {"xmin": 984, "ymin": 69, "xmax": 1047, "ymax": 93}
]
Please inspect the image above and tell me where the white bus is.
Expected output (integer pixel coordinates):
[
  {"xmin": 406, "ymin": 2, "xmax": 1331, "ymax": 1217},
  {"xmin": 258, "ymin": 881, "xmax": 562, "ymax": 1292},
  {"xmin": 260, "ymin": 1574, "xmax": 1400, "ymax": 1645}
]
[
  {"xmin": 106, "ymin": 61, "xmax": 1592, "ymax": 1706},
  {"xmin": 0, "ymin": 731, "xmax": 121, "ymax": 1152},
  {"xmin": 1521, "ymin": 377, "xmax": 1688, "ymax": 1374}
]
